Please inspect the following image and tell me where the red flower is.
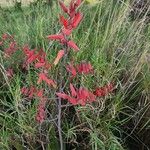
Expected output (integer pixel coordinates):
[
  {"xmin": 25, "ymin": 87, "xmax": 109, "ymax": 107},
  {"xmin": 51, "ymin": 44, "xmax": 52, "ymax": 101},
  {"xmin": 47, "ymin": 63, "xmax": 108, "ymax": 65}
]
[
  {"xmin": 59, "ymin": 1, "xmax": 69, "ymax": 14},
  {"xmin": 77, "ymin": 87, "xmax": 95, "ymax": 105},
  {"xmin": 5, "ymin": 41, "xmax": 17, "ymax": 57},
  {"xmin": 70, "ymin": 83, "xmax": 77, "ymax": 97},
  {"xmin": 71, "ymin": 12, "xmax": 83, "ymax": 28},
  {"xmin": 66, "ymin": 63, "xmax": 77, "ymax": 78},
  {"xmin": 57, "ymin": 84, "xmax": 96, "ymax": 106},
  {"xmin": 75, "ymin": 0, "xmax": 81, "ymax": 7},
  {"xmin": 69, "ymin": 1, "xmax": 76, "ymax": 17},
  {"xmin": 21, "ymin": 86, "xmax": 37, "ymax": 99},
  {"xmin": 2, "ymin": 33, "xmax": 9, "ymax": 40},
  {"xmin": 21, "ymin": 87, "xmax": 29, "ymax": 95},
  {"xmin": 60, "ymin": 15, "xmax": 69, "ymax": 29},
  {"xmin": 36, "ymin": 97, "xmax": 47, "ymax": 123},
  {"xmin": 37, "ymin": 72, "xmax": 56, "ymax": 88},
  {"xmin": 94, "ymin": 83, "xmax": 114, "ymax": 97},
  {"xmin": 29, "ymin": 86, "xmax": 37, "ymax": 98},
  {"xmin": 53, "ymin": 50, "xmax": 65, "ymax": 65},
  {"xmin": 36, "ymin": 89, "xmax": 44, "ymax": 98},
  {"xmin": 34, "ymin": 49, "xmax": 51, "ymax": 70},
  {"xmin": 23, "ymin": 46, "xmax": 37, "ymax": 64},
  {"xmin": 47, "ymin": 34, "xmax": 65, "ymax": 41},
  {"xmin": 76, "ymin": 62, "xmax": 93, "ymax": 74},
  {"xmin": 62, "ymin": 28, "xmax": 72, "ymax": 35},
  {"xmin": 56, "ymin": 93, "xmax": 69, "ymax": 99},
  {"xmin": 67, "ymin": 40, "xmax": 79, "ymax": 51}
]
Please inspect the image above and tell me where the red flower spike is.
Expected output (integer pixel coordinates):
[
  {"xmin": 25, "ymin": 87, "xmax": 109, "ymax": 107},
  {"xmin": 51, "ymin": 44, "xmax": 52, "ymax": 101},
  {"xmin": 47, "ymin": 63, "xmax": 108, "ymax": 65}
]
[
  {"xmin": 29, "ymin": 86, "xmax": 36, "ymax": 98},
  {"xmin": 67, "ymin": 96, "xmax": 78, "ymax": 105},
  {"xmin": 56, "ymin": 92, "xmax": 69, "ymax": 99},
  {"xmin": 26, "ymin": 54, "xmax": 38, "ymax": 64},
  {"xmin": 54, "ymin": 50, "xmax": 65, "ymax": 65},
  {"xmin": 60, "ymin": 15, "xmax": 68, "ymax": 28},
  {"xmin": 66, "ymin": 63, "xmax": 77, "ymax": 77},
  {"xmin": 75, "ymin": 0, "xmax": 81, "ymax": 7},
  {"xmin": 62, "ymin": 28, "xmax": 72, "ymax": 36},
  {"xmin": 21, "ymin": 87, "xmax": 29, "ymax": 95},
  {"xmin": 69, "ymin": 0, "xmax": 76, "ymax": 17},
  {"xmin": 34, "ymin": 62, "xmax": 46, "ymax": 68},
  {"xmin": 37, "ymin": 72, "xmax": 56, "ymax": 88},
  {"xmin": 67, "ymin": 40, "xmax": 79, "ymax": 51},
  {"xmin": 94, "ymin": 83, "xmax": 114, "ymax": 97},
  {"xmin": 70, "ymin": 83, "xmax": 77, "ymax": 97},
  {"xmin": 59, "ymin": 1, "xmax": 69, "ymax": 14},
  {"xmin": 36, "ymin": 97, "xmax": 47, "ymax": 123},
  {"xmin": 37, "ymin": 89, "xmax": 44, "ymax": 98},
  {"xmin": 2, "ymin": 33, "xmax": 8, "ymax": 40},
  {"xmin": 76, "ymin": 62, "xmax": 93, "ymax": 74},
  {"xmin": 71, "ymin": 12, "xmax": 83, "ymax": 28},
  {"xmin": 47, "ymin": 34, "xmax": 64, "ymax": 41},
  {"xmin": 5, "ymin": 41, "xmax": 17, "ymax": 57}
]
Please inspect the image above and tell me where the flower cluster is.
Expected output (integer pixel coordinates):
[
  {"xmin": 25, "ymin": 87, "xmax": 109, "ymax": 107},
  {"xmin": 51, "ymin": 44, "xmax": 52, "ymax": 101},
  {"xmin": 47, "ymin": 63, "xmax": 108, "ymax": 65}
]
[
  {"xmin": 47, "ymin": 0, "xmax": 83, "ymax": 54},
  {"xmin": 1, "ymin": 0, "xmax": 114, "ymax": 124},
  {"xmin": 57, "ymin": 83, "xmax": 96, "ymax": 106},
  {"xmin": 0, "ymin": 33, "xmax": 17, "ymax": 57}
]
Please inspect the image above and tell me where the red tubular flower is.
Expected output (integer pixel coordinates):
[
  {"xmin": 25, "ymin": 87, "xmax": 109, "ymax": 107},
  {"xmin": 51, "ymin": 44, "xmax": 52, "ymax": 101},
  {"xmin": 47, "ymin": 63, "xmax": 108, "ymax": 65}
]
[
  {"xmin": 71, "ymin": 12, "xmax": 83, "ymax": 28},
  {"xmin": 29, "ymin": 86, "xmax": 37, "ymax": 98},
  {"xmin": 76, "ymin": 62, "xmax": 93, "ymax": 74},
  {"xmin": 2, "ymin": 33, "xmax": 9, "ymax": 40},
  {"xmin": 36, "ymin": 89, "xmax": 44, "ymax": 98},
  {"xmin": 56, "ymin": 93, "xmax": 70, "ymax": 99},
  {"xmin": 67, "ymin": 40, "xmax": 79, "ymax": 51},
  {"xmin": 62, "ymin": 28, "xmax": 72, "ymax": 36},
  {"xmin": 75, "ymin": 0, "xmax": 81, "ymax": 7},
  {"xmin": 47, "ymin": 34, "xmax": 65, "ymax": 41},
  {"xmin": 37, "ymin": 72, "xmax": 56, "ymax": 88},
  {"xmin": 26, "ymin": 53, "xmax": 38, "ymax": 64},
  {"xmin": 77, "ymin": 87, "xmax": 96, "ymax": 105},
  {"xmin": 36, "ymin": 97, "xmax": 47, "ymax": 123},
  {"xmin": 21, "ymin": 86, "xmax": 37, "ymax": 99},
  {"xmin": 69, "ymin": 1, "xmax": 76, "ymax": 17},
  {"xmin": 53, "ymin": 50, "xmax": 65, "ymax": 65},
  {"xmin": 56, "ymin": 92, "xmax": 77, "ymax": 105},
  {"xmin": 57, "ymin": 84, "xmax": 95, "ymax": 106},
  {"xmin": 35, "ymin": 62, "xmax": 45, "ymax": 68},
  {"xmin": 94, "ymin": 83, "xmax": 114, "ymax": 97},
  {"xmin": 59, "ymin": 1, "xmax": 69, "ymax": 14},
  {"xmin": 23, "ymin": 46, "xmax": 37, "ymax": 64},
  {"xmin": 70, "ymin": 83, "xmax": 77, "ymax": 97},
  {"xmin": 66, "ymin": 63, "xmax": 77, "ymax": 77},
  {"xmin": 5, "ymin": 41, "xmax": 17, "ymax": 57},
  {"xmin": 21, "ymin": 87, "xmax": 29, "ymax": 96},
  {"xmin": 60, "ymin": 15, "xmax": 69, "ymax": 28}
]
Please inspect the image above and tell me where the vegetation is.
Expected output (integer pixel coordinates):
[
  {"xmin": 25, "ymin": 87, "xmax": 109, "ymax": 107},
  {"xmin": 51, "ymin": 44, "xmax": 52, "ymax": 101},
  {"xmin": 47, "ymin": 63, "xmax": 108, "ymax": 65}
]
[{"xmin": 0, "ymin": 0, "xmax": 150, "ymax": 149}]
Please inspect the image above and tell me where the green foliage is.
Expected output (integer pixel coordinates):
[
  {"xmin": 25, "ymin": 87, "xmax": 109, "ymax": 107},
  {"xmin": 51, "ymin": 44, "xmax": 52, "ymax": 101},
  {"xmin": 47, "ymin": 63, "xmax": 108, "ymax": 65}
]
[{"xmin": 0, "ymin": 0, "xmax": 150, "ymax": 149}]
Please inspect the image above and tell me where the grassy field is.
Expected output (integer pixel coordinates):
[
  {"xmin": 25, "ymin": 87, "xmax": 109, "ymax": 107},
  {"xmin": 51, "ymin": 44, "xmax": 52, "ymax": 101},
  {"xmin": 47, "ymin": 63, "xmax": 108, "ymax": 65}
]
[
  {"xmin": 0, "ymin": 0, "xmax": 150, "ymax": 150},
  {"xmin": 0, "ymin": 0, "xmax": 34, "ymax": 7}
]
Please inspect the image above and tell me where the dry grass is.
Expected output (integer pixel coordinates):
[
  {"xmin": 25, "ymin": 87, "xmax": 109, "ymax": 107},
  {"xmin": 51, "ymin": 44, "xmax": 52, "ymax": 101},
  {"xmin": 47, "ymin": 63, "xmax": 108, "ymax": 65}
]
[{"xmin": 0, "ymin": 0, "xmax": 34, "ymax": 7}]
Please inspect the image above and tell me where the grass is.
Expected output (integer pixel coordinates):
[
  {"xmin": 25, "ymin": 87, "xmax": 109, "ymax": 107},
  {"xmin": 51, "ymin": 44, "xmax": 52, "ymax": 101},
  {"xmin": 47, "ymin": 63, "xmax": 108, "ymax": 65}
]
[{"xmin": 0, "ymin": 0, "xmax": 150, "ymax": 149}]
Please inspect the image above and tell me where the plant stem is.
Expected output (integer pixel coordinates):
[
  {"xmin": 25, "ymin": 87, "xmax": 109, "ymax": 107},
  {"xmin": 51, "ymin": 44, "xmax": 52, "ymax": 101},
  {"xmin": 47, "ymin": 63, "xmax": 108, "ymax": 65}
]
[{"xmin": 58, "ymin": 97, "xmax": 63, "ymax": 150}]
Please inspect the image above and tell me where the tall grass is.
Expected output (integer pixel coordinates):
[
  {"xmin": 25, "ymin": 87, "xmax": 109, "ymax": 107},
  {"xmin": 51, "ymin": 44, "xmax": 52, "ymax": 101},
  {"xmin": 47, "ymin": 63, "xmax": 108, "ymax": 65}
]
[{"xmin": 0, "ymin": 0, "xmax": 150, "ymax": 149}]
